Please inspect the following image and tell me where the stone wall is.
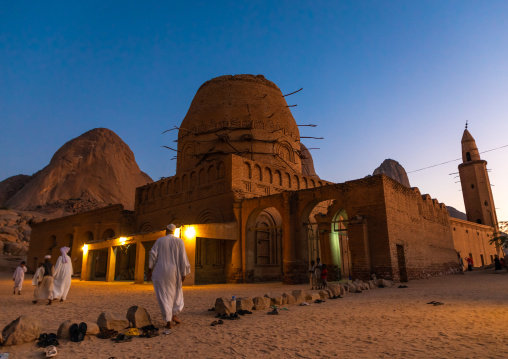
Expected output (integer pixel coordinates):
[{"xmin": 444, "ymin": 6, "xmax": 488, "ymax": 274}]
[
  {"xmin": 450, "ymin": 218, "xmax": 497, "ymax": 268},
  {"xmin": 382, "ymin": 179, "xmax": 460, "ymax": 280},
  {"xmin": 28, "ymin": 205, "xmax": 134, "ymax": 273}
]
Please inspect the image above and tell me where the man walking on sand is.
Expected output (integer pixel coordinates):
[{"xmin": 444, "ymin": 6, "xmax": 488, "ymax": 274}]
[
  {"xmin": 53, "ymin": 246, "xmax": 73, "ymax": 302},
  {"xmin": 148, "ymin": 224, "xmax": 190, "ymax": 329}
]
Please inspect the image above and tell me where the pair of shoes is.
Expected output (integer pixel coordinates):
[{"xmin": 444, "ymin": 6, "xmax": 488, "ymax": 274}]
[
  {"xmin": 398, "ymin": 285, "xmax": 408, "ymax": 288},
  {"xmin": 314, "ymin": 299, "xmax": 325, "ymax": 303},
  {"xmin": 37, "ymin": 333, "xmax": 59, "ymax": 348},
  {"xmin": 69, "ymin": 322, "xmax": 87, "ymax": 342},
  {"xmin": 97, "ymin": 328, "xmax": 118, "ymax": 339},
  {"xmin": 237, "ymin": 309, "xmax": 252, "ymax": 315},
  {"xmin": 139, "ymin": 325, "xmax": 159, "ymax": 338},
  {"xmin": 229, "ymin": 313, "xmax": 240, "ymax": 320},
  {"xmin": 267, "ymin": 308, "xmax": 279, "ymax": 315},
  {"xmin": 45, "ymin": 345, "xmax": 58, "ymax": 358},
  {"xmin": 211, "ymin": 319, "xmax": 224, "ymax": 326},
  {"xmin": 426, "ymin": 301, "xmax": 444, "ymax": 306},
  {"xmin": 111, "ymin": 334, "xmax": 132, "ymax": 343}
]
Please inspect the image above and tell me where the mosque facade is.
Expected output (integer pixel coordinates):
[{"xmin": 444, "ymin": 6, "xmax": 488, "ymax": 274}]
[{"xmin": 27, "ymin": 75, "xmax": 501, "ymax": 285}]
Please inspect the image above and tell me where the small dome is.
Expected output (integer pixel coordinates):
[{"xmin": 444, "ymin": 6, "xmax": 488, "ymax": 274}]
[{"xmin": 176, "ymin": 75, "xmax": 302, "ymax": 174}]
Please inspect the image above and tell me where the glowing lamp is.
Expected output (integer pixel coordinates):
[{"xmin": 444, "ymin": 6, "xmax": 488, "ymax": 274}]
[
  {"xmin": 184, "ymin": 226, "xmax": 196, "ymax": 240},
  {"xmin": 82, "ymin": 244, "xmax": 89, "ymax": 254},
  {"xmin": 118, "ymin": 237, "xmax": 128, "ymax": 245}
]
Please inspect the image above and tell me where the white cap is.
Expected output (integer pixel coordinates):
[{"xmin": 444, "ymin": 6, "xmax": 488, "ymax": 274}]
[
  {"xmin": 44, "ymin": 255, "xmax": 51, "ymax": 259},
  {"xmin": 167, "ymin": 224, "xmax": 176, "ymax": 232}
]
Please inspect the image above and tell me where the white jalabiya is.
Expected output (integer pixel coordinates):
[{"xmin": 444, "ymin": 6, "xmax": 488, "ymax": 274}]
[
  {"xmin": 32, "ymin": 266, "xmax": 45, "ymax": 286},
  {"xmin": 13, "ymin": 266, "xmax": 27, "ymax": 291},
  {"xmin": 149, "ymin": 233, "xmax": 191, "ymax": 322},
  {"xmin": 53, "ymin": 254, "xmax": 73, "ymax": 300}
]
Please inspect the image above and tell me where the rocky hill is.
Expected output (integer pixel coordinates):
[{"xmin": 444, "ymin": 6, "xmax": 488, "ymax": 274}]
[
  {"xmin": 0, "ymin": 128, "xmax": 152, "ymax": 259},
  {"xmin": 373, "ymin": 159, "xmax": 410, "ymax": 187},
  {"xmin": 4, "ymin": 128, "xmax": 152, "ymax": 214},
  {"xmin": 446, "ymin": 206, "xmax": 467, "ymax": 220}
]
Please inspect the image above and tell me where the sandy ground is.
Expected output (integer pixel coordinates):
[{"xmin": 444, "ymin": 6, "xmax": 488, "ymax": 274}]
[{"xmin": 0, "ymin": 268, "xmax": 507, "ymax": 359}]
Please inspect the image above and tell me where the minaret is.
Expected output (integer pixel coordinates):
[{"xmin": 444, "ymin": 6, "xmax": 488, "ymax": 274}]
[{"xmin": 458, "ymin": 123, "xmax": 498, "ymax": 228}]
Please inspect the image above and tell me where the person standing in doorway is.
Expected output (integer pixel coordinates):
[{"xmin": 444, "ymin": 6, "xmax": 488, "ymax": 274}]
[
  {"xmin": 466, "ymin": 257, "xmax": 474, "ymax": 271},
  {"xmin": 315, "ymin": 258, "xmax": 323, "ymax": 289},
  {"xmin": 308, "ymin": 260, "xmax": 317, "ymax": 290}
]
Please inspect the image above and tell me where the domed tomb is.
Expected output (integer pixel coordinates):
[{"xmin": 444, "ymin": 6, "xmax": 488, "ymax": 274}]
[{"xmin": 177, "ymin": 75, "xmax": 302, "ymax": 174}]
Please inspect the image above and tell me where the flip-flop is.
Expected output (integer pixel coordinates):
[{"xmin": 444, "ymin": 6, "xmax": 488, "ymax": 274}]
[
  {"xmin": 78, "ymin": 322, "xmax": 87, "ymax": 342},
  {"xmin": 45, "ymin": 345, "xmax": 57, "ymax": 358},
  {"xmin": 433, "ymin": 302, "xmax": 444, "ymax": 306},
  {"xmin": 69, "ymin": 324, "xmax": 80, "ymax": 342},
  {"xmin": 427, "ymin": 301, "xmax": 437, "ymax": 305},
  {"xmin": 267, "ymin": 308, "xmax": 279, "ymax": 315}
]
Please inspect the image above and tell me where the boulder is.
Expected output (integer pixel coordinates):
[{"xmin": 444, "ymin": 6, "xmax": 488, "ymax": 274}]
[
  {"xmin": 264, "ymin": 294, "xmax": 283, "ymax": 306},
  {"xmin": 305, "ymin": 293, "xmax": 321, "ymax": 302},
  {"xmin": 86, "ymin": 322, "xmax": 100, "ymax": 335},
  {"xmin": 253, "ymin": 296, "xmax": 271, "ymax": 310},
  {"xmin": 318, "ymin": 290, "xmax": 329, "ymax": 300},
  {"xmin": 3, "ymin": 242, "xmax": 28, "ymax": 256},
  {"xmin": 368, "ymin": 280, "xmax": 377, "ymax": 289},
  {"xmin": 1, "ymin": 316, "xmax": 40, "ymax": 346},
  {"xmin": 339, "ymin": 284, "xmax": 349, "ymax": 294},
  {"xmin": 291, "ymin": 290, "xmax": 306, "ymax": 304},
  {"xmin": 328, "ymin": 284, "xmax": 341, "ymax": 297},
  {"xmin": 378, "ymin": 279, "xmax": 393, "ymax": 287},
  {"xmin": 282, "ymin": 293, "xmax": 296, "ymax": 305},
  {"xmin": 126, "ymin": 306, "xmax": 152, "ymax": 328},
  {"xmin": 214, "ymin": 297, "xmax": 236, "ymax": 315},
  {"xmin": 0, "ymin": 226, "xmax": 18, "ymax": 236},
  {"xmin": 97, "ymin": 312, "xmax": 129, "ymax": 331},
  {"xmin": 236, "ymin": 297, "xmax": 254, "ymax": 311},
  {"xmin": 346, "ymin": 283, "xmax": 357, "ymax": 293},
  {"xmin": 0, "ymin": 233, "xmax": 18, "ymax": 243}
]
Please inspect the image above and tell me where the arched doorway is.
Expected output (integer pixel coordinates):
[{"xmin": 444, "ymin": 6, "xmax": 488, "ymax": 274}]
[
  {"xmin": 245, "ymin": 206, "xmax": 283, "ymax": 281},
  {"xmin": 101, "ymin": 229, "xmax": 116, "ymax": 240}
]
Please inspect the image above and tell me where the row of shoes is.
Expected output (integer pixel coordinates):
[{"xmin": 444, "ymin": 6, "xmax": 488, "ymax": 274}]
[{"xmin": 215, "ymin": 312, "xmax": 241, "ymax": 320}]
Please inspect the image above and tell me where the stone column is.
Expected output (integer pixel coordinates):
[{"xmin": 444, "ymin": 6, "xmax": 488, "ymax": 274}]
[
  {"xmin": 81, "ymin": 247, "xmax": 89, "ymax": 281},
  {"xmin": 134, "ymin": 240, "xmax": 145, "ymax": 284},
  {"xmin": 106, "ymin": 246, "xmax": 116, "ymax": 282}
]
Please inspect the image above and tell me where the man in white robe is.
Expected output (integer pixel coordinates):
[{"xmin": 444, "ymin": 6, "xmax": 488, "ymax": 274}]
[
  {"xmin": 32, "ymin": 262, "xmax": 45, "ymax": 300},
  {"xmin": 12, "ymin": 261, "xmax": 27, "ymax": 295},
  {"xmin": 53, "ymin": 246, "xmax": 73, "ymax": 302},
  {"xmin": 33, "ymin": 255, "xmax": 54, "ymax": 305},
  {"xmin": 149, "ymin": 224, "xmax": 191, "ymax": 329}
]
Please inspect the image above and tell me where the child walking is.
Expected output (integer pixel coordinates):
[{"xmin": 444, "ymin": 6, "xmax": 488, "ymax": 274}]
[
  {"xmin": 13, "ymin": 261, "xmax": 27, "ymax": 295},
  {"xmin": 320, "ymin": 264, "xmax": 328, "ymax": 289}
]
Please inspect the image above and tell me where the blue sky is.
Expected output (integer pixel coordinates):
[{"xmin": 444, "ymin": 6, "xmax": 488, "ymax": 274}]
[{"xmin": 1, "ymin": 1, "xmax": 507, "ymax": 220}]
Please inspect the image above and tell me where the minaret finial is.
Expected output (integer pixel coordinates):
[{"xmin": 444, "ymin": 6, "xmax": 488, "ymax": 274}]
[{"xmin": 465, "ymin": 120, "xmax": 468, "ymax": 130}]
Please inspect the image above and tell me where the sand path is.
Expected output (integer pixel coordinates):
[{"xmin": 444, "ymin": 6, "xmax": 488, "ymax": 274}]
[{"xmin": 0, "ymin": 269, "xmax": 507, "ymax": 358}]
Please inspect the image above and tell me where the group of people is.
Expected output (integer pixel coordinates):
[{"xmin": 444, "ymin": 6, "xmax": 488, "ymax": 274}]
[
  {"xmin": 308, "ymin": 258, "xmax": 328, "ymax": 289},
  {"xmin": 11, "ymin": 224, "xmax": 191, "ymax": 331},
  {"xmin": 12, "ymin": 246, "xmax": 74, "ymax": 305},
  {"xmin": 463, "ymin": 254, "xmax": 507, "ymax": 272}
]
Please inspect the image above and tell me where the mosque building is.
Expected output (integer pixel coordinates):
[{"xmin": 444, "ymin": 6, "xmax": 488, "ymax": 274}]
[{"xmin": 27, "ymin": 75, "xmax": 501, "ymax": 285}]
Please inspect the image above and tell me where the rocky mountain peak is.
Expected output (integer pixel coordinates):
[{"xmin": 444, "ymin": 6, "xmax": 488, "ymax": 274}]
[{"xmin": 373, "ymin": 159, "xmax": 410, "ymax": 187}]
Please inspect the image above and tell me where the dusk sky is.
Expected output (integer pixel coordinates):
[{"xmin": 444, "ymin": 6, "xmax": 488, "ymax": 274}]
[{"xmin": 1, "ymin": 1, "xmax": 507, "ymax": 220}]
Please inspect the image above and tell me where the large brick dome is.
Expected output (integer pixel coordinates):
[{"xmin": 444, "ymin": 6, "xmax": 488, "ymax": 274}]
[{"xmin": 176, "ymin": 74, "xmax": 302, "ymax": 174}]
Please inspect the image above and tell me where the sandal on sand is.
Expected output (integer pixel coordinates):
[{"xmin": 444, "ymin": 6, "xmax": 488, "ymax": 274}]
[
  {"xmin": 111, "ymin": 334, "xmax": 132, "ymax": 343},
  {"xmin": 314, "ymin": 299, "xmax": 325, "ymax": 303},
  {"xmin": 69, "ymin": 324, "xmax": 80, "ymax": 342},
  {"xmin": 97, "ymin": 328, "xmax": 118, "ymax": 339},
  {"xmin": 45, "ymin": 345, "xmax": 57, "ymax": 358},
  {"xmin": 427, "ymin": 301, "xmax": 437, "ymax": 305},
  {"xmin": 267, "ymin": 308, "xmax": 279, "ymax": 315},
  {"xmin": 78, "ymin": 322, "xmax": 87, "ymax": 342},
  {"xmin": 433, "ymin": 302, "xmax": 444, "ymax": 306}
]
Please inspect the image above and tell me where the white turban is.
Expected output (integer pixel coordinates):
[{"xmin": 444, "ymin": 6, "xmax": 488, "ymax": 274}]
[
  {"xmin": 61, "ymin": 247, "xmax": 70, "ymax": 263},
  {"xmin": 44, "ymin": 255, "xmax": 51, "ymax": 259},
  {"xmin": 167, "ymin": 224, "xmax": 176, "ymax": 232}
]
